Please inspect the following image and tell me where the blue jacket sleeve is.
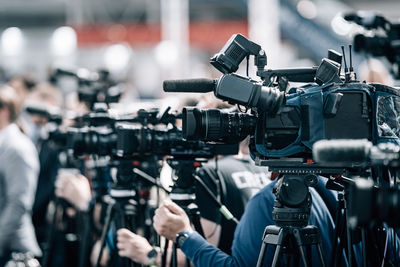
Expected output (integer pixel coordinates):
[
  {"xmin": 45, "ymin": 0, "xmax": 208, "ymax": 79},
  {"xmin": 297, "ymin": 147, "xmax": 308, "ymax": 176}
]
[
  {"xmin": 180, "ymin": 183, "xmax": 275, "ymax": 267},
  {"xmin": 181, "ymin": 181, "xmax": 337, "ymax": 267}
]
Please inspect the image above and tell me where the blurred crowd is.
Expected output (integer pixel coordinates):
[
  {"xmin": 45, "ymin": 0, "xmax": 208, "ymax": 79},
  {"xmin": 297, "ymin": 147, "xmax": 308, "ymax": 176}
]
[
  {"xmin": 0, "ymin": 71, "xmax": 270, "ymax": 267},
  {"xmin": 0, "ymin": 55, "xmax": 398, "ymax": 267}
]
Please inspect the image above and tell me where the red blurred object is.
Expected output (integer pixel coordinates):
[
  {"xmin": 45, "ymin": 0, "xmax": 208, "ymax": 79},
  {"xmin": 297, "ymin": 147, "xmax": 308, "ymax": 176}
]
[
  {"xmin": 74, "ymin": 20, "xmax": 248, "ymax": 51},
  {"xmin": 271, "ymin": 173, "xmax": 280, "ymax": 181},
  {"xmin": 193, "ymin": 161, "xmax": 202, "ymax": 167},
  {"xmin": 132, "ymin": 160, "xmax": 140, "ymax": 166}
]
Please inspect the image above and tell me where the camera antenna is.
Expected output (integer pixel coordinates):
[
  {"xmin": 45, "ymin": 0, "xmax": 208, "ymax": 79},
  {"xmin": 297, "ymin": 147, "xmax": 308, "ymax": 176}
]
[
  {"xmin": 341, "ymin": 45, "xmax": 351, "ymax": 82},
  {"xmin": 349, "ymin": 44, "xmax": 353, "ymax": 73},
  {"xmin": 341, "ymin": 46, "xmax": 348, "ymax": 73},
  {"xmin": 348, "ymin": 44, "xmax": 357, "ymax": 81},
  {"xmin": 246, "ymin": 55, "xmax": 250, "ymax": 77}
]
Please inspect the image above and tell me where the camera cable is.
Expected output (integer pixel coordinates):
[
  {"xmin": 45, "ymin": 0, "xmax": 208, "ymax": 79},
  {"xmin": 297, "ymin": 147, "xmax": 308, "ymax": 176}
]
[{"xmin": 193, "ymin": 174, "xmax": 239, "ymax": 225}]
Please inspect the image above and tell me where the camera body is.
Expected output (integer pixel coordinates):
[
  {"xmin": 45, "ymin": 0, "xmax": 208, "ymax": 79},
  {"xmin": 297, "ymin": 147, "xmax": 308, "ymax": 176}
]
[
  {"xmin": 344, "ymin": 11, "xmax": 400, "ymax": 78},
  {"xmin": 253, "ymin": 82, "xmax": 400, "ymax": 160},
  {"xmin": 164, "ymin": 34, "xmax": 400, "ymax": 172},
  {"xmin": 313, "ymin": 139, "xmax": 400, "ymax": 227},
  {"xmin": 348, "ymin": 178, "xmax": 400, "ymax": 228}
]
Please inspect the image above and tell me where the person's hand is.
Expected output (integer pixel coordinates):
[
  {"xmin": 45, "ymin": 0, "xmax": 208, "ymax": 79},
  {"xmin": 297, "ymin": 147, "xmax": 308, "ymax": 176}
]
[
  {"xmin": 55, "ymin": 171, "xmax": 91, "ymax": 211},
  {"xmin": 153, "ymin": 200, "xmax": 192, "ymax": 242},
  {"xmin": 116, "ymin": 228, "xmax": 153, "ymax": 265}
]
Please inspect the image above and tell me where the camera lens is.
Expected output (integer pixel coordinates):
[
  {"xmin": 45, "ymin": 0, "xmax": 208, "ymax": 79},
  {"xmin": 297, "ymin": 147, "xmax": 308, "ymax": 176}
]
[
  {"xmin": 67, "ymin": 127, "xmax": 116, "ymax": 156},
  {"xmin": 182, "ymin": 107, "xmax": 256, "ymax": 143}
]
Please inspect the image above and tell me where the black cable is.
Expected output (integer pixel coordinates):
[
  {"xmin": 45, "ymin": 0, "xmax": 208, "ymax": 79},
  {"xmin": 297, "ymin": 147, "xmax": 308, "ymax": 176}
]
[
  {"xmin": 133, "ymin": 168, "xmax": 170, "ymax": 193},
  {"xmin": 193, "ymin": 174, "xmax": 239, "ymax": 225}
]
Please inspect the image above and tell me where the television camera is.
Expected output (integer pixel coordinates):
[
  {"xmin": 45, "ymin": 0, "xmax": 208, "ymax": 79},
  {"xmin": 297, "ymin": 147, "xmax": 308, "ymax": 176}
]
[
  {"xmin": 313, "ymin": 139, "xmax": 400, "ymax": 228},
  {"xmin": 50, "ymin": 67, "xmax": 124, "ymax": 109},
  {"xmin": 163, "ymin": 33, "xmax": 400, "ymax": 174},
  {"xmin": 344, "ymin": 11, "xmax": 400, "ymax": 78},
  {"xmin": 162, "ymin": 33, "xmax": 400, "ymax": 267}
]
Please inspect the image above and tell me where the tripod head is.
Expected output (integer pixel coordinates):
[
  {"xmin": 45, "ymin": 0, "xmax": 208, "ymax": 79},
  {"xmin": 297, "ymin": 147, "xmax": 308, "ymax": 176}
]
[
  {"xmin": 109, "ymin": 157, "xmax": 162, "ymax": 198},
  {"xmin": 272, "ymin": 174, "xmax": 318, "ymax": 227},
  {"xmin": 167, "ymin": 158, "xmax": 206, "ymax": 188},
  {"xmin": 167, "ymin": 158, "xmax": 206, "ymax": 208}
]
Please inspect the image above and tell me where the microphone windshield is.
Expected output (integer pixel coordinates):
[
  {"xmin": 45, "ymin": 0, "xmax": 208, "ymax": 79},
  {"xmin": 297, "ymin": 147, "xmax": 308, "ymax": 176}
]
[
  {"xmin": 163, "ymin": 78, "xmax": 216, "ymax": 93},
  {"xmin": 313, "ymin": 139, "xmax": 372, "ymax": 164}
]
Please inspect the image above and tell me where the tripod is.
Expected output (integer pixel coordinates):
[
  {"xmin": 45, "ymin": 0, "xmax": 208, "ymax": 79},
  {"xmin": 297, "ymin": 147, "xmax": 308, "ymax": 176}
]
[
  {"xmin": 256, "ymin": 174, "xmax": 326, "ymax": 267},
  {"xmin": 161, "ymin": 159, "xmax": 205, "ymax": 267},
  {"xmin": 95, "ymin": 159, "xmax": 140, "ymax": 267},
  {"xmin": 77, "ymin": 156, "xmax": 112, "ymax": 267},
  {"xmin": 325, "ymin": 178, "xmax": 359, "ymax": 267},
  {"xmin": 41, "ymin": 152, "xmax": 85, "ymax": 267},
  {"xmin": 94, "ymin": 157, "xmax": 163, "ymax": 267}
]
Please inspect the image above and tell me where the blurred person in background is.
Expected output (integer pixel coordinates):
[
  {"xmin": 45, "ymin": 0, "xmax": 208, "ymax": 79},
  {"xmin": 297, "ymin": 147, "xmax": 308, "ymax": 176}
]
[
  {"xmin": 26, "ymin": 83, "xmax": 65, "ymax": 251},
  {"xmin": 0, "ymin": 85, "xmax": 41, "ymax": 265},
  {"xmin": 8, "ymin": 74, "xmax": 37, "ymax": 135},
  {"xmin": 8, "ymin": 74, "xmax": 36, "ymax": 102}
]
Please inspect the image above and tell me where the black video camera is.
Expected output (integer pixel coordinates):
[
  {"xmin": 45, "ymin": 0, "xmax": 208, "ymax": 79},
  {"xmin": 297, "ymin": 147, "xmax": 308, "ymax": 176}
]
[
  {"xmin": 51, "ymin": 68, "xmax": 124, "ymax": 109},
  {"xmin": 163, "ymin": 34, "xmax": 400, "ymax": 173},
  {"xmin": 115, "ymin": 120, "xmax": 238, "ymax": 160},
  {"xmin": 57, "ymin": 103, "xmax": 238, "ymax": 160},
  {"xmin": 313, "ymin": 139, "xmax": 400, "ymax": 227},
  {"xmin": 344, "ymin": 11, "xmax": 400, "ymax": 78}
]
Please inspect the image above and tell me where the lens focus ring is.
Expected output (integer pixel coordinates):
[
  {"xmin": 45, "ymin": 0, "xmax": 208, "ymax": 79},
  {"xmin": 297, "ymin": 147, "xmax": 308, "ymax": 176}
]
[{"xmin": 203, "ymin": 109, "xmax": 222, "ymax": 140}]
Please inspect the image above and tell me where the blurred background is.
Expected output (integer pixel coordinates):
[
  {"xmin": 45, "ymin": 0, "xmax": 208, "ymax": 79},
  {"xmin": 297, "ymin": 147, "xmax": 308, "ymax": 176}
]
[{"xmin": 0, "ymin": 0, "xmax": 399, "ymax": 100}]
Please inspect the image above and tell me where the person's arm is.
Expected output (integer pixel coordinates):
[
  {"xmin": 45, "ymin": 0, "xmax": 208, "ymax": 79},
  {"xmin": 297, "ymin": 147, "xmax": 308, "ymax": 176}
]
[
  {"xmin": 55, "ymin": 172, "xmax": 92, "ymax": 212},
  {"xmin": 153, "ymin": 192, "xmax": 275, "ymax": 267},
  {"xmin": 116, "ymin": 229, "xmax": 160, "ymax": 266},
  {"xmin": 0, "ymin": 148, "xmax": 39, "ymax": 253}
]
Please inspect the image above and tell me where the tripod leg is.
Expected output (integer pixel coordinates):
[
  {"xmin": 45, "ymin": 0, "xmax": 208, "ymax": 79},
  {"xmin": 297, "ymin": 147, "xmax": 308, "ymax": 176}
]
[
  {"xmin": 344, "ymin": 203, "xmax": 353, "ymax": 267},
  {"xmin": 115, "ymin": 204, "xmax": 138, "ymax": 267},
  {"xmin": 271, "ymin": 245, "xmax": 282, "ymax": 267},
  {"xmin": 256, "ymin": 242, "xmax": 268, "ymax": 267},
  {"xmin": 95, "ymin": 202, "xmax": 114, "ymax": 267},
  {"xmin": 170, "ymin": 244, "xmax": 178, "ymax": 267},
  {"xmin": 77, "ymin": 211, "xmax": 91, "ymax": 267},
  {"xmin": 42, "ymin": 199, "xmax": 63, "ymax": 267},
  {"xmin": 316, "ymin": 243, "xmax": 326, "ymax": 267},
  {"xmin": 124, "ymin": 214, "xmax": 136, "ymax": 267},
  {"xmin": 161, "ymin": 240, "xmax": 168, "ymax": 267},
  {"xmin": 298, "ymin": 246, "xmax": 309, "ymax": 267},
  {"xmin": 330, "ymin": 206, "xmax": 343, "ymax": 267},
  {"xmin": 335, "ymin": 218, "xmax": 347, "ymax": 267},
  {"xmin": 361, "ymin": 228, "xmax": 367, "ymax": 267}
]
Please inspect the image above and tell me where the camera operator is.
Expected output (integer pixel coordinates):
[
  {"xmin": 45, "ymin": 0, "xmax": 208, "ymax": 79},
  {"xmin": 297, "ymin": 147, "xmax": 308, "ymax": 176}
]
[
  {"xmin": 115, "ymin": 140, "xmax": 270, "ymax": 266},
  {"xmin": 146, "ymin": 92, "xmax": 334, "ymax": 265},
  {"xmin": 153, "ymin": 173, "xmax": 338, "ymax": 266},
  {"xmin": 114, "ymin": 97, "xmax": 270, "ymax": 266},
  {"xmin": 0, "ymin": 85, "xmax": 41, "ymax": 265}
]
